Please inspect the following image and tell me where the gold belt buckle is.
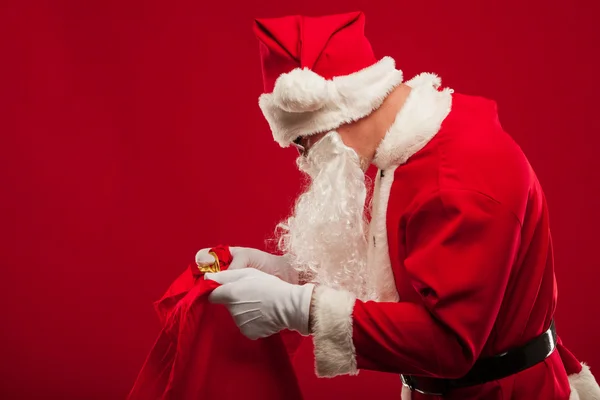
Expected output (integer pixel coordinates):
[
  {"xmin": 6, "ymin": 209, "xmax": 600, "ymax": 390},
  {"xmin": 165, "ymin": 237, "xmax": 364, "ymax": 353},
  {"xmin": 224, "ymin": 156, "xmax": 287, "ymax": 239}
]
[{"xmin": 197, "ymin": 251, "xmax": 221, "ymax": 273}]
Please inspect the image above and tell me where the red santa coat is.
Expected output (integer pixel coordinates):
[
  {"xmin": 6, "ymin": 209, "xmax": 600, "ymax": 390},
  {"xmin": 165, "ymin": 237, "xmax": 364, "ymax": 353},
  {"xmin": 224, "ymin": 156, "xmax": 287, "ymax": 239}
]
[{"xmin": 310, "ymin": 73, "xmax": 600, "ymax": 399}]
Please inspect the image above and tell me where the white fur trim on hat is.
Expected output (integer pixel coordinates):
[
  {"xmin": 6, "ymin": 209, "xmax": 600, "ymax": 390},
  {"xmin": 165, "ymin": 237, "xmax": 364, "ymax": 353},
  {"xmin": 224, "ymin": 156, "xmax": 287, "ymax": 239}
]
[
  {"xmin": 259, "ymin": 57, "xmax": 403, "ymax": 147},
  {"xmin": 272, "ymin": 68, "xmax": 333, "ymax": 113},
  {"xmin": 311, "ymin": 285, "xmax": 358, "ymax": 377}
]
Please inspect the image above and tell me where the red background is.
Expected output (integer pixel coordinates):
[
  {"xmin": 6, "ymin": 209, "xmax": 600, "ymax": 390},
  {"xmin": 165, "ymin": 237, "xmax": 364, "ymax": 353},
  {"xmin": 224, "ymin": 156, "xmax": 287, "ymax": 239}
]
[{"xmin": 1, "ymin": 1, "xmax": 598, "ymax": 398}]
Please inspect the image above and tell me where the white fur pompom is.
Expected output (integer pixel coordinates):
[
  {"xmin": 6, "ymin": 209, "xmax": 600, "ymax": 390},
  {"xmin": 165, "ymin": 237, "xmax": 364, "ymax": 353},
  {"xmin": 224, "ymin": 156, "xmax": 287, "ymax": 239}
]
[{"xmin": 273, "ymin": 68, "xmax": 331, "ymax": 113}]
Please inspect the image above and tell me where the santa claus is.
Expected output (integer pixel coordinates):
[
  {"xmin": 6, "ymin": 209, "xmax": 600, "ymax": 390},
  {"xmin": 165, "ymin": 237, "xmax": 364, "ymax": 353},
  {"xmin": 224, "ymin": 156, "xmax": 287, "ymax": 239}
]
[{"xmin": 196, "ymin": 11, "xmax": 600, "ymax": 399}]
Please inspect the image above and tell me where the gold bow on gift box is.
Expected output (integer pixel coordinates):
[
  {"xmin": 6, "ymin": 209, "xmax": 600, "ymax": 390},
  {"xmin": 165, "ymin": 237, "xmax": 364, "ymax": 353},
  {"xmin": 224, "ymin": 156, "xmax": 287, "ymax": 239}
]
[{"xmin": 197, "ymin": 251, "xmax": 221, "ymax": 273}]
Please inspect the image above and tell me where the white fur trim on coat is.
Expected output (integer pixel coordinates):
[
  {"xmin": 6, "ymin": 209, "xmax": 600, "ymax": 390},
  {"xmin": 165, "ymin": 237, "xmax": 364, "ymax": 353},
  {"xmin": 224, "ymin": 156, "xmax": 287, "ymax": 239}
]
[
  {"xmin": 366, "ymin": 166, "xmax": 400, "ymax": 302},
  {"xmin": 373, "ymin": 72, "xmax": 453, "ymax": 170},
  {"xmin": 363, "ymin": 72, "xmax": 452, "ymax": 301},
  {"xmin": 259, "ymin": 57, "xmax": 403, "ymax": 148},
  {"xmin": 569, "ymin": 363, "xmax": 600, "ymax": 400},
  {"xmin": 312, "ymin": 285, "xmax": 358, "ymax": 377}
]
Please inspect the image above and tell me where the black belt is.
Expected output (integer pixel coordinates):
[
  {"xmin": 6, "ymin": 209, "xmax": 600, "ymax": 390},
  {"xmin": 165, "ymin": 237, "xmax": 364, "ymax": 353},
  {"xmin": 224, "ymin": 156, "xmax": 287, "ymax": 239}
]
[{"xmin": 401, "ymin": 321, "xmax": 557, "ymax": 396}]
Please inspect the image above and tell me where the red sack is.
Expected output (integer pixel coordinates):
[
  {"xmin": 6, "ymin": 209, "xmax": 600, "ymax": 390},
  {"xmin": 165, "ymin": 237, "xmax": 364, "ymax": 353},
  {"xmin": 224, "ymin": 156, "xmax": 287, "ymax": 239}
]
[{"xmin": 128, "ymin": 246, "xmax": 304, "ymax": 400}]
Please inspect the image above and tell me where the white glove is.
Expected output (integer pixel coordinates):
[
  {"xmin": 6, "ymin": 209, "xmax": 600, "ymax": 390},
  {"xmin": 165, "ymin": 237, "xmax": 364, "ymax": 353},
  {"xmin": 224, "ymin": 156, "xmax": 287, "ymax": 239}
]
[
  {"xmin": 196, "ymin": 246, "xmax": 299, "ymax": 284},
  {"xmin": 205, "ymin": 268, "xmax": 314, "ymax": 340}
]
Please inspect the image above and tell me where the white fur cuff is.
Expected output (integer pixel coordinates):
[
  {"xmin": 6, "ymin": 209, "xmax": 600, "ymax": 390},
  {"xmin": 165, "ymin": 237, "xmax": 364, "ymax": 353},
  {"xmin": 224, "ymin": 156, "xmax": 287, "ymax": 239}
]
[
  {"xmin": 312, "ymin": 285, "xmax": 358, "ymax": 377},
  {"xmin": 569, "ymin": 363, "xmax": 600, "ymax": 400}
]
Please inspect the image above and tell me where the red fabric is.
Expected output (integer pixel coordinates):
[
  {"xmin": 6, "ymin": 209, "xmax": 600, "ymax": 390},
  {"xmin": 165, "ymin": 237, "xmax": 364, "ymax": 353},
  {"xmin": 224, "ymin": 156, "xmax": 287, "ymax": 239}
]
[
  {"xmin": 558, "ymin": 337, "xmax": 584, "ymax": 376},
  {"xmin": 253, "ymin": 11, "xmax": 377, "ymax": 92},
  {"xmin": 128, "ymin": 246, "xmax": 303, "ymax": 400},
  {"xmin": 350, "ymin": 93, "xmax": 582, "ymax": 399}
]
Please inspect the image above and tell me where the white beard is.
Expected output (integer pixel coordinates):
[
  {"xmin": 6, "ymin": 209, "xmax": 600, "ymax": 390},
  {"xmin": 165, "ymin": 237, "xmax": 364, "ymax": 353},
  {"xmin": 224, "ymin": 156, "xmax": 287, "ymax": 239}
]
[{"xmin": 276, "ymin": 131, "xmax": 371, "ymax": 300}]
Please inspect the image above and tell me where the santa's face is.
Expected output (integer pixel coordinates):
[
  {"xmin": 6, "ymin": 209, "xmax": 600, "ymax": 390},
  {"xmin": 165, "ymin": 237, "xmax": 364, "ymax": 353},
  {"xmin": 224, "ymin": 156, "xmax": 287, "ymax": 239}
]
[{"xmin": 276, "ymin": 131, "xmax": 370, "ymax": 300}]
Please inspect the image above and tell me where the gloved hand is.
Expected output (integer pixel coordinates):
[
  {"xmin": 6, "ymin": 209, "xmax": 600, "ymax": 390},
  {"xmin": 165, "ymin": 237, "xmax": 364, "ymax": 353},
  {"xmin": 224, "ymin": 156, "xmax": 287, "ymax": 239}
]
[
  {"xmin": 205, "ymin": 268, "xmax": 314, "ymax": 340},
  {"xmin": 196, "ymin": 246, "xmax": 299, "ymax": 284}
]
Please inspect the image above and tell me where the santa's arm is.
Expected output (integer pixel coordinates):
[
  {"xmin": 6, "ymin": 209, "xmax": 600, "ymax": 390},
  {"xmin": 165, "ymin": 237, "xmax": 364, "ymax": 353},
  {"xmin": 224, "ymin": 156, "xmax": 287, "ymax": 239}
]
[{"xmin": 309, "ymin": 189, "xmax": 522, "ymax": 378}]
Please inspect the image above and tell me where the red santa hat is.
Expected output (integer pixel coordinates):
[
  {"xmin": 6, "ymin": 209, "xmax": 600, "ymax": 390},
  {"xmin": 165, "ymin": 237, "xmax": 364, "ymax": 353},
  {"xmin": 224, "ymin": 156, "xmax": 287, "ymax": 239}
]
[{"xmin": 254, "ymin": 12, "xmax": 404, "ymax": 147}]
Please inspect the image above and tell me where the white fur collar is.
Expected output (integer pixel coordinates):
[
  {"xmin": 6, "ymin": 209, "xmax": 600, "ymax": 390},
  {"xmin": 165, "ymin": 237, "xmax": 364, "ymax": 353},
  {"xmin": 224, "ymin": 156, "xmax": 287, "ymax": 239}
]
[{"xmin": 372, "ymin": 73, "xmax": 453, "ymax": 170}]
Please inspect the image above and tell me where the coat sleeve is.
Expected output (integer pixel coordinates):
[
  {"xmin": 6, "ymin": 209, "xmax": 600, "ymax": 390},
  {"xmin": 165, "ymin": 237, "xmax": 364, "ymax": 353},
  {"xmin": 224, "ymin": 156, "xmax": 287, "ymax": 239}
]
[{"xmin": 310, "ymin": 189, "xmax": 522, "ymax": 378}]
